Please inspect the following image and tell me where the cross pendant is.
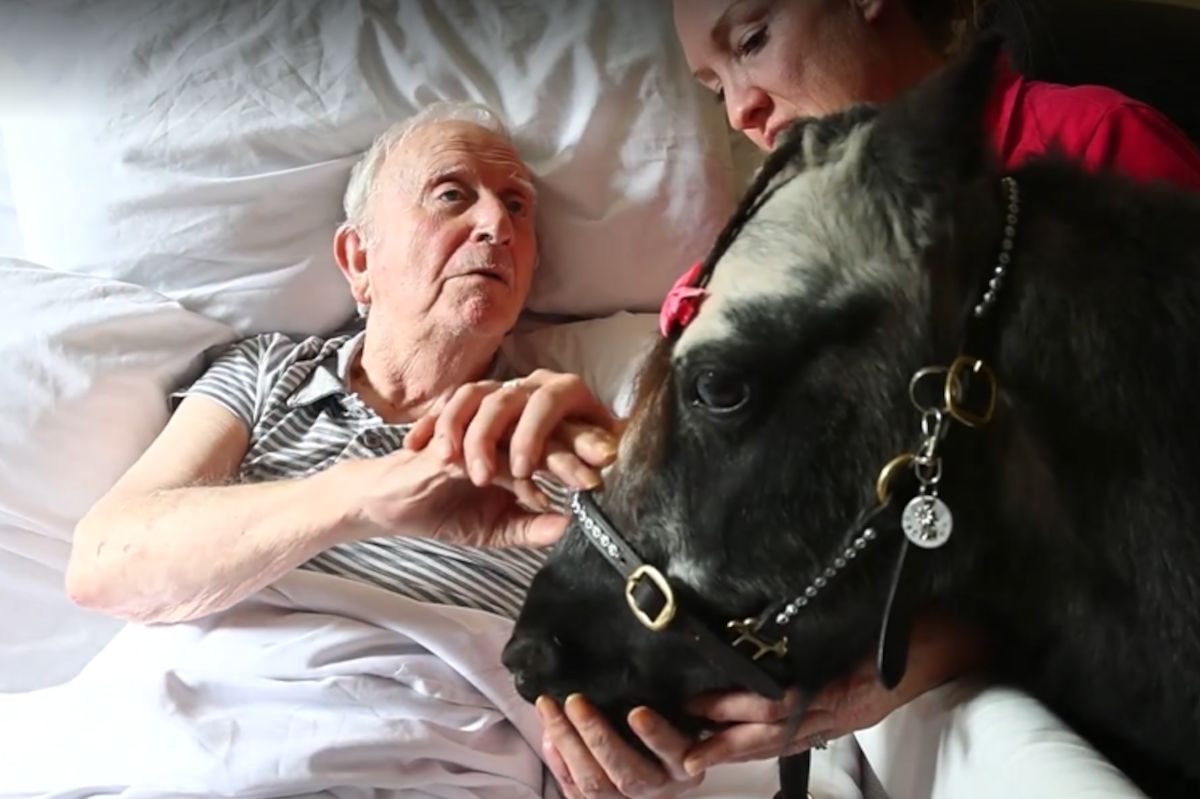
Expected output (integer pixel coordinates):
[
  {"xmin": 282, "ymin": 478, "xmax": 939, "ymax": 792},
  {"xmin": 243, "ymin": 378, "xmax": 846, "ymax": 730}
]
[{"xmin": 727, "ymin": 618, "xmax": 789, "ymax": 661}]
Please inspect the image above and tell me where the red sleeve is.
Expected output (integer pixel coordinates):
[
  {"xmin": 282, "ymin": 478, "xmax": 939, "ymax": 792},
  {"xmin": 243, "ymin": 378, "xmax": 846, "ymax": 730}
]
[{"xmin": 1081, "ymin": 103, "xmax": 1200, "ymax": 191}]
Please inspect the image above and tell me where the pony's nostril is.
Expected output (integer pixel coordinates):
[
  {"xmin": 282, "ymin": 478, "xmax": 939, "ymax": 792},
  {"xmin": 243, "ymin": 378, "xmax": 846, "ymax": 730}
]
[{"xmin": 502, "ymin": 634, "xmax": 562, "ymax": 684}]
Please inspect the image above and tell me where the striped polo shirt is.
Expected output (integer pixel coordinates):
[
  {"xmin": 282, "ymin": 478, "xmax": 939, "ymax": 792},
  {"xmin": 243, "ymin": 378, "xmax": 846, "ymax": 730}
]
[{"xmin": 177, "ymin": 326, "xmax": 552, "ymax": 619}]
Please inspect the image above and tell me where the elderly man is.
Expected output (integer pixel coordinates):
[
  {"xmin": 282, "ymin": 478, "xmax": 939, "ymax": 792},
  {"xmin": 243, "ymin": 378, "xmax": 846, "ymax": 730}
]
[
  {"xmin": 67, "ymin": 102, "xmax": 617, "ymax": 626},
  {"xmin": 66, "ymin": 102, "xmax": 721, "ymax": 799}
]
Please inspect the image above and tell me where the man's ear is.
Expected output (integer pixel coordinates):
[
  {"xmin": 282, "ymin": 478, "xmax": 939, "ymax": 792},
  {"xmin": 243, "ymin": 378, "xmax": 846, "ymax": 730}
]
[
  {"xmin": 869, "ymin": 35, "xmax": 1004, "ymax": 193},
  {"xmin": 334, "ymin": 223, "xmax": 371, "ymax": 307}
]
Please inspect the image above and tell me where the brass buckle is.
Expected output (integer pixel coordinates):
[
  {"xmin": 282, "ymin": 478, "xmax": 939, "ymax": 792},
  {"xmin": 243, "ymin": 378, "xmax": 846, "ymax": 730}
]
[
  {"xmin": 728, "ymin": 618, "xmax": 789, "ymax": 660},
  {"xmin": 876, "ymin": 452, "xmax": 915, "ymax": 504},
  {"xmin": 625, "ymin": 565, "xmax": 677, "ymax": 632},
  {"xmin": 945, "ymin": 355, "xmax": 997, "ymax": 428}
]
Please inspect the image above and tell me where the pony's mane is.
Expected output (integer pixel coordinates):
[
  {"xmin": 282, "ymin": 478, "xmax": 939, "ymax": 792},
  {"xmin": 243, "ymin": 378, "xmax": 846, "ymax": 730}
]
[{"xmin": 615, "ymin": 337, "xmax": 674, "ymax": 512}]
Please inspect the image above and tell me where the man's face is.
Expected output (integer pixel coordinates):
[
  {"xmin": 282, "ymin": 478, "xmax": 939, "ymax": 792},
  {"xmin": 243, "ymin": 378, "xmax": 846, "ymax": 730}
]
[{"xmin": 364, "ymin": 120, "xmax": 538, "ymax": 338}]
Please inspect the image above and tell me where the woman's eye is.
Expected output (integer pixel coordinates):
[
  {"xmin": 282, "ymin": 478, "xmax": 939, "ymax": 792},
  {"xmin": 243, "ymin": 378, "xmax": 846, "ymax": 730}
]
[
  {"xmin": 505, "ymin": 196, "xmax": 528, "ymax": 215},
  {"xmin": 692, "ymin": 369, "xmax": 751, "ymax": 414},
  {"xmin": 736, "ymin": 26, "xmax": 767, "ymax": 58}
]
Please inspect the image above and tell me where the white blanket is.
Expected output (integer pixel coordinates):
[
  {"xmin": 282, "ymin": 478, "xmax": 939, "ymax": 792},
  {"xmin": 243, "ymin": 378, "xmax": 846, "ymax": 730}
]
[
  {"xmin": 0, "ymin": 570, "xmax": 554, "ymax": 799},
  {"xmin": 0, "ymin": 570, "xmax": 843, "ymax": 799}
]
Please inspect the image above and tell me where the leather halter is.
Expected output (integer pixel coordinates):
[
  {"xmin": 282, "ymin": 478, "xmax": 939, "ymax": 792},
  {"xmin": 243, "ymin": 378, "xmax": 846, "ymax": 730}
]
[{"xmin": 568, "ymin": 176, "xmax": 1020, "ymax": 798}]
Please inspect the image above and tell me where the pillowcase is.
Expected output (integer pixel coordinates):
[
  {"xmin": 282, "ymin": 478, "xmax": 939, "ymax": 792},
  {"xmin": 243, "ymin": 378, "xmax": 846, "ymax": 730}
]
[
  {"xmin": 0, "ymin": 129, "xmax": 19, "ymax": 257},
  {"xmin": 0, "ymin": 259, "xmax": 234, "ymax": 687},
  {"xmin": 0, "ymin": 0, "xmax": 743, "ymax": 337},
  {"xmin": 502, "ymin": 312, "xmax": 660, "ymax": 417},
  {"xmin": 0, "ymin": 259, "xmax": 236, "ymax": 570}
]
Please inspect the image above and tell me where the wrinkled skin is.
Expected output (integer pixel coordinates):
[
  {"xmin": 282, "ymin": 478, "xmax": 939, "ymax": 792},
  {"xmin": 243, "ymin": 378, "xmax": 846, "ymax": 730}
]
[{"xmin": 506, "ymin": 40, "xmax": 1200, "ymax": 797}]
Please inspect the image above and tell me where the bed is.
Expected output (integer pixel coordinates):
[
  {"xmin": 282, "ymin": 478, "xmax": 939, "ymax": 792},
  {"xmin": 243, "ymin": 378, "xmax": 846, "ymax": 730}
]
[{"xmin": 0, "ymin": 1, "xmax": 1148, "ymax": 797}]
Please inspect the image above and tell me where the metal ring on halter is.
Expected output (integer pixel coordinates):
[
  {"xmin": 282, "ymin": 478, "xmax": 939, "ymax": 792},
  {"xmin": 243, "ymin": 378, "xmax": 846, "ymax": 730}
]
[
  {"xmin": 876, "ymin": 452, "xmax": 915, "ymax": 504},
  {"xmin": 908, "ymin": 366, "xmax": 950, "ymax": 413},
  {"xmin": 945, "ymin": 355, "xmax": 997, "ymax": 428},
  {"xmin": 913, "ymin": 455, "xmax": 943, "ymax": 487}
]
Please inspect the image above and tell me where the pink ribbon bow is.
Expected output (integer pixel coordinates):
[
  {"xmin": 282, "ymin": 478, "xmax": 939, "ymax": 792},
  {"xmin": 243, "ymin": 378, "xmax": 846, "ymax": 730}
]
[{"xmin": 659, "ymin": 260, "xmax": 708, "ymax": 337}]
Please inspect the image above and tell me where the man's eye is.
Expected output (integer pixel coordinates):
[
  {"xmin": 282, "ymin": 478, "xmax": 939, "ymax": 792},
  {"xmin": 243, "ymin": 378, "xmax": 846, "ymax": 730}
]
[{"xmin": 437, "ymin": 188, "xmax": 464, "ymax": 204}]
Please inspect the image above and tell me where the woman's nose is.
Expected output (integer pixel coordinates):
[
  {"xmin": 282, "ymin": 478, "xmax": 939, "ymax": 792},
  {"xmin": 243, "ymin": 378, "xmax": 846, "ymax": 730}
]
[
  {"xmin": 726, "ymin": 85, "xmax": 772, "ymax": 141},
  {"xmin": 502, "ymin": 632, "xmax": 562, "ymax": 698}
]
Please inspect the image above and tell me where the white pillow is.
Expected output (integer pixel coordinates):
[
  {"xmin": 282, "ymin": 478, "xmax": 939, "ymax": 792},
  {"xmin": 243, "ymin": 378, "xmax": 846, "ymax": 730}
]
[
  {"xmin": 0, "ymin": 0, "xmax": 742, "ymax": 336},
  {"xmin": 0, "ymin": 128, "xmax": 19, "ymax": 257},
  {"xmin": 0, "ymin": 260, "xmax": 235, "ymax": 688},
  {"xmin": 502, "ymin": 312, "xmax": 659, "ymax": 417},
  {"xmin": 0, "ymin": 260, "xmax": 235, "ymax": 569}
]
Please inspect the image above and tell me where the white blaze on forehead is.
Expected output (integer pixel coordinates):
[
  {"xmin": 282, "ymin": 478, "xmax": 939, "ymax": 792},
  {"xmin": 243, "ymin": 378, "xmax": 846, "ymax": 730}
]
[{"xmin": 675, "ymin": 123, "xmax": 919, "ymax": 358}]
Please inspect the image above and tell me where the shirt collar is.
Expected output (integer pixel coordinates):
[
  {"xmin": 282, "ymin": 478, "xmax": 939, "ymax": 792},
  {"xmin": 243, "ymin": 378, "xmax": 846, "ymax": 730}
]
[
  {"xmin": 287, "ymin": 329, "xmax": 366, "ymax": 409},
  {"xmin": 286, "ymin": 327, "xmax": 511, "ymax": 410}
]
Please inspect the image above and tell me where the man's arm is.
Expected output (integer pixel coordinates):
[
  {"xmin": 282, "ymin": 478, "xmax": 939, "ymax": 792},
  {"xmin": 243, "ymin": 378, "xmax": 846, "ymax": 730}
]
[
  {"xmin": 67, "ymin": 395, "xmax": 364, "ymax": 624},
  {"xmin": 68, "ymin": 375, "xmax": 612, "ymax": 625}
]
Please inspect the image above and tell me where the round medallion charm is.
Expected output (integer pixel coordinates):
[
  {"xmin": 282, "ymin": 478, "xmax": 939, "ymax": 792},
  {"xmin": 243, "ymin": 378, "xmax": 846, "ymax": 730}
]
[{"xmin": 901, "ymin": 495, "xmax": 954, "ymax": 549}]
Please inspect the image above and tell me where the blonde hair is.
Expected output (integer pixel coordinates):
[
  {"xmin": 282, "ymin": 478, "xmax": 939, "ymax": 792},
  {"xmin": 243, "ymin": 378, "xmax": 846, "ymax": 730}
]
[{"xmin": 342, "ymin": 101, "xmax": 512, "ymax": 246}]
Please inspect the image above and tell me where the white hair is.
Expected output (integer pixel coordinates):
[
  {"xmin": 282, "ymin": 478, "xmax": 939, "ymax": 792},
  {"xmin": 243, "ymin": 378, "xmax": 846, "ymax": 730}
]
[{"xmin": 342, "ymin": 101, "xmax": 513, "ymax": 247}]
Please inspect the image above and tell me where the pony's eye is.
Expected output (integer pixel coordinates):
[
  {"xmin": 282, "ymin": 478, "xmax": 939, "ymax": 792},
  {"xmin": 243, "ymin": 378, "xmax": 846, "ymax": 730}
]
[{"xmin": 692, "ymin": 369, "xmax": 751, "ymax": 414}]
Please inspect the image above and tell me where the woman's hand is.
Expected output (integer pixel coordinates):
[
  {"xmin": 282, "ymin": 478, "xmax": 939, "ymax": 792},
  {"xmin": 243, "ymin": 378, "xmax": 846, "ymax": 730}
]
[
  {"xmin": 537, "ymin": 695, "xmax": 703, "ymax": 799},
  {"xmin": 404, "ymin": 369, "xmax": 621, "ymax": 509},
  {"xmin": 680, "ymin": 666, "xmax": 904, "ymax": 772},
  {"xmin": 536, "ymin": 610, "xmax": 990, "ymax": 796},
  {"xmin": 684, "ymin": 609, "xmax": 989, "ymax": 771}
]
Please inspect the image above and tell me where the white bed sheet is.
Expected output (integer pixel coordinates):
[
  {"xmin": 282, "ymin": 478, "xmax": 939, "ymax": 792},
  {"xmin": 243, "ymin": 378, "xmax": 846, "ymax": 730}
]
[
  {"xmin": 0, "ymin": 568, "xmax": 865, "ymax": 799},
  {"xmin": 0, "ymin": 547, "xmax": 122, "ymax": 692}
]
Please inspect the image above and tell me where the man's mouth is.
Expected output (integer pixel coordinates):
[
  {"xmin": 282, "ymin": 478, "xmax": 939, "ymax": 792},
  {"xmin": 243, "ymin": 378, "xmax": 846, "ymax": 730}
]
[{"xmin": 464, "ymin": 269, "xmax": 508, "ymax": 285}]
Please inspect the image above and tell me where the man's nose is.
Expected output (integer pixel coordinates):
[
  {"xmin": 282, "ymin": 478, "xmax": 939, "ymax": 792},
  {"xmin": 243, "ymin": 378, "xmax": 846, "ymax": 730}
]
[
  {"xmin": 502, "ymin": 631, "xmax": 562, "ymax": 698},
  {"xmin": 473, "ymin": 194, "xmax": 513, "ymax": 245}
]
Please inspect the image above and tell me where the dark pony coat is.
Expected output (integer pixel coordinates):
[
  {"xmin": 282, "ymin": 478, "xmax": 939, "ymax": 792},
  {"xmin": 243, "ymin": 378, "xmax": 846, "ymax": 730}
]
[{"xmin": 507, "ymin": 40, "xmax": 1200, "ymax": 797}]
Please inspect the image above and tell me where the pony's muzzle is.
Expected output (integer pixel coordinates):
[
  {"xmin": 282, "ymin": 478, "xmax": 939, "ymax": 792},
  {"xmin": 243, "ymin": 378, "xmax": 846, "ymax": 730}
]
[{"xmin": 502, "ymin": 630, "xmax": 563, "ymax": 702}]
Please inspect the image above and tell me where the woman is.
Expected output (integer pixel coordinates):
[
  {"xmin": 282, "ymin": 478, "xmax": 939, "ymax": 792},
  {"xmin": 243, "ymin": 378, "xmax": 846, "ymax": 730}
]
[
  {"xmin": 523, "ymin": 1, "xmax": 1200, "ymax": 797},
  {"xmin": 682, "ymin": 0, "xmax": 1200, "ymax": 184}
]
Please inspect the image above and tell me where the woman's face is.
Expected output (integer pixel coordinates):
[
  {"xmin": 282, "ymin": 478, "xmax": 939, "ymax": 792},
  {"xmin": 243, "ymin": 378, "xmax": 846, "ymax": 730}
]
[{"xmin": 673, "ymin": 0, "xmax": 904, "ymax": 151}]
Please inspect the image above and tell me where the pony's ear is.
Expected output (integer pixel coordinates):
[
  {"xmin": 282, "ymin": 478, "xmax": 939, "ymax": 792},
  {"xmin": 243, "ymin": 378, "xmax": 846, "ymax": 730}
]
[{"xmin": 869, "ymin": 35, "xmax": 1004, "ymax": 194}]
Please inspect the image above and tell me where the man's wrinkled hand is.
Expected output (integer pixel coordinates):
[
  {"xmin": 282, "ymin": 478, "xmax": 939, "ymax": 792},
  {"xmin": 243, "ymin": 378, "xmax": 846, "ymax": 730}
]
[{"xmin": 404, "ymin": 369, "xmax": 621, "ymax": 510}]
